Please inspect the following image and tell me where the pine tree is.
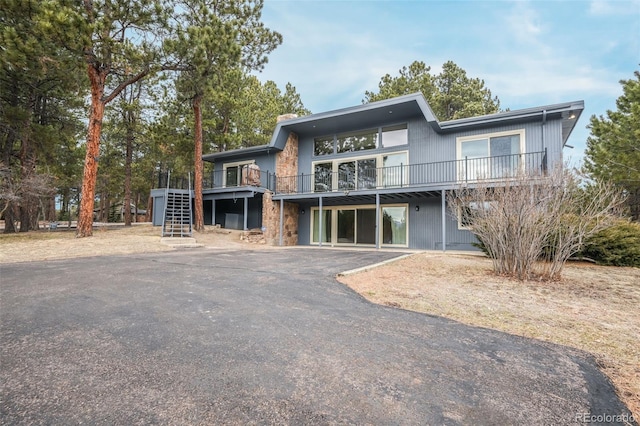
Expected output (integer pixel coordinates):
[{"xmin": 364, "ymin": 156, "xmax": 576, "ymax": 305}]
[
  {"xmin": 584, "ymin": 70, "xmax": 640, "ymax": 220},
  {"xmin": 364, "ymin": 60, "xmax": 501, "ymax": 121},
  {"xmin": 169, "ymin": 0, "xmax": 282, "ymax": 231}
]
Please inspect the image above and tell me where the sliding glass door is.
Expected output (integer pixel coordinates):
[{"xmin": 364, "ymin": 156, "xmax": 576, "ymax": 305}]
[
  {"xmin": 311, "ymin": 205, "xmax": 406, "ymax": 246},
  {"xmin": 312, "ymin": 209, "xmax": 331, "ymax": 243}
]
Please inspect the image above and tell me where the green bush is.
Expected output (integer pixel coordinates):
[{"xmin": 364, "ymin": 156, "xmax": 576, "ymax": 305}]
[{"xmin": 579, "ymin": 220, "xmax": 640, "ymax": 267}]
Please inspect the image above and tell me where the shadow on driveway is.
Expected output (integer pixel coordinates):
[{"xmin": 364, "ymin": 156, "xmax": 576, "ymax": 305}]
[{"xmin": 1, "ymin": 249, "xmax": 634, "ymax": 425}]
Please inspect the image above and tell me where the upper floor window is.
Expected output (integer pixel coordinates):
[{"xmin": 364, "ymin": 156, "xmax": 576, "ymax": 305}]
[
  {"xmin": 314, "ymin": 137, "xmax": 334, "ymax": 156},
  {"xmin": 223, "ymin": 160, "xmax": 255, "ymax": 187},
  {"xmin": 313, "ymin": 124, "xmax": 408, "ymax": 156},
  {"xmin": 381, "ymin": 124, "xmax": 408, "ymax": 147},
  {"xmin": 457, "ymin": 130, "xmax": 525, "ymax": 180},
  {"xmin": 312, "ymin": 151, "xmax": 408, "ymax": 192},
  {"xmin": 337, "ymin": 129, "xmax": 378, "ymax": 153}
]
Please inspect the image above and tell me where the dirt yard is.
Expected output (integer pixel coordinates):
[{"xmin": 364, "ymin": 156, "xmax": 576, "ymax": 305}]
[
  {"xmin": 0, "ymin": 223, "xmax": 266, "ymax": 264},
  {"xmin": 1, "ymin": 224, "xmax": 638, "ymax": 419}
]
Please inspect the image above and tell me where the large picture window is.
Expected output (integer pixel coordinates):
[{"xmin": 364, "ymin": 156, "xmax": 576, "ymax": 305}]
[
  {"xmin": 313, "ymin": 124, "xmax": 407, "ymax": 156},
  {"xmin": 313, "ymin": 151, "xmax": 408, "ymax": 192},
  {"xmin": 457, "ymin": 130, "xmax": 525, "ymax": 180},
  {"xmin": 337, "ymin": 129, "xmax": 378, "ymax": 153}
]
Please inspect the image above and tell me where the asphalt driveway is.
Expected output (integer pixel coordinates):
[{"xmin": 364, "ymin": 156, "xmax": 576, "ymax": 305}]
[{"xmin": 0, "ymin": 248, "xmax": 634, "ymax": 425}]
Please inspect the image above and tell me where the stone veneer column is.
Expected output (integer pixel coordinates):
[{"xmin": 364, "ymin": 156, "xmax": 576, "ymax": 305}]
[{"xmin": 261, "ymin": 114, "xmax": 300, "ymax": 246}]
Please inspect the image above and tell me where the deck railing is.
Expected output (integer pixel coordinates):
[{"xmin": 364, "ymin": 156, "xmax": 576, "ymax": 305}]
[
  {"xmin": 274, "ymin": 150, "xmax": 547, "ymax": 195},
  {"xmin": 155, "ymin": 150, "xmax": 547, "ymax": 195}
]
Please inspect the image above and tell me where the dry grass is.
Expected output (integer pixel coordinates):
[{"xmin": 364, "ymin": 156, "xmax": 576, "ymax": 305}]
[
  {"xmin": 339, "ymin": 252, "xmax": 640, "ymax": 419},
  {"xmin": 0, "ymin": 223, "xmax": 257, "ymax": 264}
]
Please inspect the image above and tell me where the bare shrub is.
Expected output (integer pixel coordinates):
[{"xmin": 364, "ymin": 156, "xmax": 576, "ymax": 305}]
[
  {"xmin": 449, "ymin": 166, "xmax": 624, "ymax": 281},
  {"xmin": 0, "ymin": 162, "xmax": 56, "ymax": 231}
]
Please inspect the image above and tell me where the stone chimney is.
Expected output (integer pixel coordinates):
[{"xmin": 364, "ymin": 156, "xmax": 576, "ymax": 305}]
[{"xmin": 261, "ymin": 113, "xmax": 300, "ymax": 246}]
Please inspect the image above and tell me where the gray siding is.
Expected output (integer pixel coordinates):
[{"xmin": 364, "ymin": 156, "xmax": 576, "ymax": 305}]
[
  {"xmin": 151, "ymin": 189, "xmax": 165, "ymax": 226},
  {"xmin": 294, "ymin": 194, "xmax": 477, "ymax": 250},
  {"xmin": 214, "ymin": 151, "xmax": 276, "ymax": 176},
  {"xmin": 297, "ymin": 116, "xmax": 564, "ymax": 176},
  {"xmin": 544, "ymin": 118, "xmax": 564, "ymax": 169},
  {"xmin": 409, "ymin": 195, "xmax": 477, "ymax": 250}
]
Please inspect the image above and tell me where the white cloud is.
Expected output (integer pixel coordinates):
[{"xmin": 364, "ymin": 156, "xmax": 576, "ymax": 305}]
[{"xmin": 506, "ymin": 1, "xmax": 544, "ymax": 43}]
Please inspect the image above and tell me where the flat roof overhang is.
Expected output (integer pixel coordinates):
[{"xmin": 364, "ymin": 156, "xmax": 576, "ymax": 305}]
[
  {"xmin": 203, "ymin": 186, "xmax": 266, "ymax": 201},
  {"xmin": 272, "ymin": 186, "xmax": 451, "ymax": 205}
]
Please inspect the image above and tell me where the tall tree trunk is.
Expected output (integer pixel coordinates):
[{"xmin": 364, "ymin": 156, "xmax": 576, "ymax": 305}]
[
  {"xmin": 77, "ymin": 64, "xmax": 106, "ymax": 237},
  {"xmin": 19, "ymin": 109, "xmax": 35, "ymax": 233},
  {"xmin": 192, "ymin": 94, "xmax": 204, "ymax": 232},
  {"xmin": 47, "ymin": 196, "xmax": 56, "ymax": 222},
  {"xmin": 146, "ymin": 195, "xmax": 153, "ymax": 222},
  {"xmin": 4, "ymin": 204, "xmax": 17, "ymax": 233},
  {"xmin": 19, "ymin": 205, "xmax": 30, "ymax": 232},
  {"xmin": 124, "ymin": 111, "xmax": 134, "ymax": 226}
]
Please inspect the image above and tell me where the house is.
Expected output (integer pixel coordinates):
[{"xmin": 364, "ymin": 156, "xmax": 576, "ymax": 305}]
[{"xmin": 151, "ymin": 92, "xmax": 584, "ymax": 250}]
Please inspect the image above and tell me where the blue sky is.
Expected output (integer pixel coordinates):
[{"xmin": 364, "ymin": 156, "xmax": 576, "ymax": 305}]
[{"xmin": 255, "ymin": 0, "xmax": 640, "ymax": 165}]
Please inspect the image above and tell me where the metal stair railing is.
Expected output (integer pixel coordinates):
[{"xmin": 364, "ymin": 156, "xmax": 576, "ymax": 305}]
[{"xmin": 161, "ymin": 171, "xmax": 193, "ymax": 238}]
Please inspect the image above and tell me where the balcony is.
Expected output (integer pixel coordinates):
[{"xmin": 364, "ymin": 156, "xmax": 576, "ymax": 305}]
[
  {"xmin": 275, "ymin": 150, "xmax": 547, "ymax": 195},
  {"xmin": 155, "ymin": 150, "xmax": 547, "ymax": 196}
]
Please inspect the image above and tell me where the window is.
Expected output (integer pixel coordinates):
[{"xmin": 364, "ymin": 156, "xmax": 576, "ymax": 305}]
[
  {"xmin": 382, "ymin": 206, "xmax": 407, "ymax": 245},
  {"xmin": 314, "ymin": 162, "xmax": 333, "ymax": 192},
  {"xmin": 310, "ymin": 204, "xmax": 408, "ymax": 246},
  {"xmin": 337, "ymin": 210, "xmax": 355, "ymax": 243},
  {"xmin": 223, "ymin": 160, "xmax": 255, "ymax": 187},
  {"xmin": 457, "ymin": 130, "xmax": 525, "ymax": 180},
  {"xmin": 337, "ymin": 129, "xmax": 378, "ymax": 153},
  {"xmin": 314, "ymin": 136, "xmax": 334, "ymax": 156},
  {"xmin": 313, "ymin": 124, "xmax": 407, "ymax": 156},
  {"xmin": 312, "ymin": 209, "xmax": 332, "ymax": 243},
  {"xmin": 382, "ymin": 153, "xmax": 407, "ymax": 187},
  {"xmin": 338, "ymin": 161, "xmax": 356, "ymax": 190},
  {"xmin": 381, "ymin": 124, "xmax": 408, "ymax": 147},
  {"xmin": 457, "ymin": 201, "xmax": 493, "ymax": 230},
  {"xmin": 357, "ymin": 159, "xmax": 377, "ymax": 189},
  {"xmin": 312, "ymin": 151, "xmax": 408, "ymax": 192}
]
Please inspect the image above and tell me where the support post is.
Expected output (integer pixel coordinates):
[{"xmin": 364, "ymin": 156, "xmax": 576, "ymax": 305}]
[
  {"xmin": 318, "ymin": 196, "xmax": 323, "ymax": 247},
  {"xmin": 279, "ymin": 198, "xmax": 284, "ymax": 246},
  {"xmin": 243, "ymin": 197, "xmax": 249, "ymax": 230},
  {"xmin": 375, "ymin": 193, "xmax": 380, "ymax": 249},
  {"xmin": 212, "ymin": 199, "xmax": 216, "ymax": 226},
  {"xmin": 441, "ymin": 189, "xmax": 446, "ymax": 252}
]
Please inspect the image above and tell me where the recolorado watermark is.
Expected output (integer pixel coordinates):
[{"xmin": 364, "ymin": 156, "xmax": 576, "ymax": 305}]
[{"xmin": 575, "ymin": 412, "xmax": 636, "ymax": 424}]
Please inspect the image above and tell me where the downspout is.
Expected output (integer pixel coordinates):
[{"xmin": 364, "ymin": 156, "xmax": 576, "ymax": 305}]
[
  {"xmin": 541, "ymin": 109, "xmax": 547, "ymax": 149},
  {"xmin": 541, "ymin": 109, "xmax": 547, "ymax": 171}
]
